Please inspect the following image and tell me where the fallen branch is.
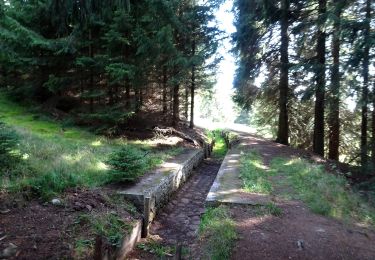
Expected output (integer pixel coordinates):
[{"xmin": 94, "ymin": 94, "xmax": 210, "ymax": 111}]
[{"xmin": 153, "ymin": 126, "xmax": 200, "ymax": 147}]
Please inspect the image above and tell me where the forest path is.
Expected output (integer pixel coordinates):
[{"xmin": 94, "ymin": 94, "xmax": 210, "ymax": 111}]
[
  {"xmin": 231, "ymin": 134, "xmax": 375, "ymax": 260},
  {"xmin": 127, "ymin": 158, "xmax": 221, "ymax": 259}
]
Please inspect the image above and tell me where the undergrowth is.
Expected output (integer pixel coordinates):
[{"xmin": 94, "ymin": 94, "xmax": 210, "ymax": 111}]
[
  {"xmin": 73, "ymin": 212, "xmax": 133, "ymax": 258},
  {"xmin": 199, "ymin": 206, "xmax": 237, "ymax": 260},
  {"xmin": 0, "ymin": 92, "xmax": 181, "ymax": 199},
  {"xmin": 239, "ymin": 150, "xmax": 274, "ymax": 194},
  {"xmin": 271, "ymin": 157, "xmax": 375, "ymax": 226}
]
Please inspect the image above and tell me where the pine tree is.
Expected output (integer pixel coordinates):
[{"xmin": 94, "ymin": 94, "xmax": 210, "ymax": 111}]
[{"xmin": 328, "ymin": 0, "xmax": 345, "ymax": 161}]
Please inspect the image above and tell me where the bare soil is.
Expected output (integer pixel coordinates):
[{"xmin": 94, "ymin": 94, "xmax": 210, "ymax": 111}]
[{"xmin": 0, "ymin": 188, "xmax": 139, "ymax": 259}]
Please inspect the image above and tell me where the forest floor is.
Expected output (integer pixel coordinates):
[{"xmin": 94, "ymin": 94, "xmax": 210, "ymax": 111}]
[
  {"xmin": 230, "ymin": 134, "xmax": 375, "ymax": 260},
  {"xmin": 0, "ymin": 93, "xmax": 208, "ymax": 259}
]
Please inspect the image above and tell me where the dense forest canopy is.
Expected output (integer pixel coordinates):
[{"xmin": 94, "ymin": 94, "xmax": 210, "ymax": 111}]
[
  {"xmin": 232, "ymin": 0, "xmax": 375, "ymax": 174},
  {"xmin": 0, "ymin": 0, "xmax": 223, "ymax": 131}
]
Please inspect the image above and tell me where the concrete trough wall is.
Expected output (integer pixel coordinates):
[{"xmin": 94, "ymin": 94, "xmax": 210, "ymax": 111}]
[{"xmin": 118, "ymin": 148, "xmax": 206, "ymax": 238}]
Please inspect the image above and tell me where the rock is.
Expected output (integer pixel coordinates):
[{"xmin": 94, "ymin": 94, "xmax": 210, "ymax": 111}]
[
  {"xmin": 1, "ymin": 243, "xmax": 18, "ymax": 258},
  {"xmin": 86, "ymin": 205, "xmax": 93, "ymax": 211},
  {"xmin": 297, "ymin": 239, "xmax": 305, "ymax": 250},
  {"xmin": 73, "ymin": 202, "xmax": 84, "ymax": 210},
  {"xmin": 51, "ymin": 198, "xmax": 62, "ymax": 206},
  {"xmin": 0, "ymin": 209, "xmax": 10, "ymax": 214}
]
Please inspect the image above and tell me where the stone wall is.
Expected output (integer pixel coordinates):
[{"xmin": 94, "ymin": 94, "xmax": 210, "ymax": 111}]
[{"xmin": 143, "ymin": 149, "xmax": 204, "ymax": 236}]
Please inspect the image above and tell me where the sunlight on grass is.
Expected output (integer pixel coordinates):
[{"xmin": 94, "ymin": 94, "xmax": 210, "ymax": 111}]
[
  {"xmin": 239, "ymin": 150, "xmax": 274, "ymax": 194},
  {"xmin": 199, "ymin": 206, "xmax": 237, "ymax": 260},
  {"xmin": 0, "ymin": 92, "xmax": 182, "ymax": 199},
  {"xmin": 271, "ymin": 157, "xmax": 375, "ymax": 226},
  {"xmin": 206, "ymin": 129, "xmax": 228, "ymax": 158}
]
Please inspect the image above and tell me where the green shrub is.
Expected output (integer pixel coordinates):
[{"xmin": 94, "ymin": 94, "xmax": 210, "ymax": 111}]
[
  {"xmin": 0, "ymin": 122, "xmax": 20, "ymax": 168},
  {"xmin": 17, "ymin": 171, "xmax": 82, "ymax": 199},
  {"xmin": 106, "ymin": 146, "xmax": 148, "ymax": 182}
]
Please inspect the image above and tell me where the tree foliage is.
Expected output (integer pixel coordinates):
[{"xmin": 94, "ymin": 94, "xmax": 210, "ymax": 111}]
[
  {"xmin": 233, "ymin": 0, "xmax": 375, "ymax": 172},
  {"xmin": 0, "ymin": 0, "xmax": 222, "ymax": 132}
]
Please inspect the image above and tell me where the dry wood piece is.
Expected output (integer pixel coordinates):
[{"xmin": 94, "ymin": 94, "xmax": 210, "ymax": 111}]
[{"xmin": 153, "ymin": 127, "xmax": 201, "ymax": 147}]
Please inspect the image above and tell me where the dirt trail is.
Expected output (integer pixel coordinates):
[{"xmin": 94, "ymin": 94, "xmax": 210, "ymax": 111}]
[
  {"xmin": 128, "ymin": 133, "xmax": 375, "ymax": 260},
  {"xmin": 232, "ymin": 134, "xmax": 375, "ymax": 260},
  {"xmin": 128, "ymin": 158, "xmax": 221, "ymax": 259}
]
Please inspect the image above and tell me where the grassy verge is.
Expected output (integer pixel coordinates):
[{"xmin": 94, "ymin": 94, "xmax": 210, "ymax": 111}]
[
  {"xmin": 239, "ymin": 150, "xmax": 275, "ymax": 194},
  {"xmin": 206, "ymin": 129, "xmax": 231, "ymax": 159},
  {"xmin": 0, "ymin": 92, "xmax": 182, "ymax": 199},
  {"xmin": 72, "ymin": 196, "xmax": 138, "ymax": 259},
  {"xmin": 199, "ymin": 206, "xmax": 237, "ymax": 260},
  {"xmin": 270, "ymin": 157, "xmax": 375, "ymax": 226}
]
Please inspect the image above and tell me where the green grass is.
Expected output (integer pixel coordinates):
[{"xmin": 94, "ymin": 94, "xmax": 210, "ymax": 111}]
[
  {"xmin": 207, "ymin": 129, "xmax": 228, "ymax": 159},
  {"xmin": 199, "ymin": 206, "xmax": 237, "ymax": 260},
  {"xmin": 0, "ymin": 92, "xmax": 182, "ymax": 199},
  {"xmin": 137, "ymin": 240, "xmax": 174, "ymax": 258},
  {"xmin": 270, "ymin": 157, "xmax": 375, "ymax": 226},
  {"xmin": 239, "ymin": 150, "xmax": 275, "ymax": 194},
  {"xmin": 74, "ymin": 238, "xmax": 94, "ymax": 259},
  {"xmin": 73, "ymin": 211, "xmax": 133, "ymax": 257}
]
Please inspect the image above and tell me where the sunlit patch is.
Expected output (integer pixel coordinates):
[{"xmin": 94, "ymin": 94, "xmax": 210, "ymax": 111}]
[
  {"xmin": 91, "ymin": 140, "xmax": 102, "ymax": 147},
  {"xmin": 62, "ymin": 153, "xmax": 84, "ymax": 163},
  {"xmin": 284, "ymin": 159, "xmax": 295, "ymax": 166},
  {"xmin": 22, "ymin": 153, "xmax": 30, "ymax": 160},
  {"xmin": 96, "ymin": 161, "xmax": 109, "ymax": 171},
  {"xmin": 252, "ymin": 161, "xmax": 268, "ymax": 170},
  {"xmin": 162, "ymin": 162, "xmax": 180, "ymax": 169}
]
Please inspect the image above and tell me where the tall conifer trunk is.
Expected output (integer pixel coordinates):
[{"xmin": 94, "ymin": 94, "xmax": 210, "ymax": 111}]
[
  {"xmin": 88, "ymin": 29, "xmax": 94, "ymax": 113},
  {"xmin": 361, "ymin": 0, "xmax": 371, "ymax": 173},
  {"xmin": 328, "ymin": 0, "xmax": 342, "ymax": 161},
  {"xmin": 276, "ymin": 0, "xmax": 289, "ymax": 145},
  {"xmin": 372, "ymin": 80, "xmax": 375, "ymax": 170},
  {"xmin": 162, "ymin": 67, "xmax": 168, "ymax": 114},
  {"xmin": 190, "ymin": 39, "xmax": 196, "ymax": 129},
  {"xmin": 172, "ymin": 82, "xmax": 180, "ymax": 127},
  {"xmin": 184, "ymin": 85, "xmax": 189, "ymax": 120},
  {"xmin": 313, "ymin": 0, "xmax": 327, "ymax": 156}
]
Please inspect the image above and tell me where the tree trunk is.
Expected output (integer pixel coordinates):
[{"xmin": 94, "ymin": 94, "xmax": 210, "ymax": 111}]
[
  {"xmin": 328, "ymin": 0, "xmax": 341, "ymax": 161},
  {"xmin": 162, "ymin": 67, "xmax": 168, "ymax": 114},
  {"xmin": 135, "ymin": 88, "xmax": 141, "ymax": 112},
  {"xmin": 172, "ymin": 82, "xmax": 180, "ymax": 127},
  {"xmin": 276, "ymin": 0, "xmax": 289, "ymax": 145},
  {"xmin": 313, "ymin": 0, "xmax": 327, "ymax": 157},
  {"xmin": 184, "ymin": 85, "xmax": 189, "ymax": 120},
  {"xmin": 361, "ymin": 0, "xmax": 371, "ymax": 173},
  {"xmin": 190, "ymin": 38, "xmax": 196, "ymax": 129},
  {"xmin": 125, "ymin": 83, "xmax": 130, "ymax": 109},
  {"xmin": 190, "ymin": 65, "xmax": 195, "ymax": 129},
  {"xmin": 169, "ymin": 86, "xmax": 173, "ymax": 112},
  {"xmin": 89, "ymin": 29, "xmax": 94, "ymax": 113},
  {"xmin": 372, "ymin": 80, "xmax": 375, "ymax": 170}
]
